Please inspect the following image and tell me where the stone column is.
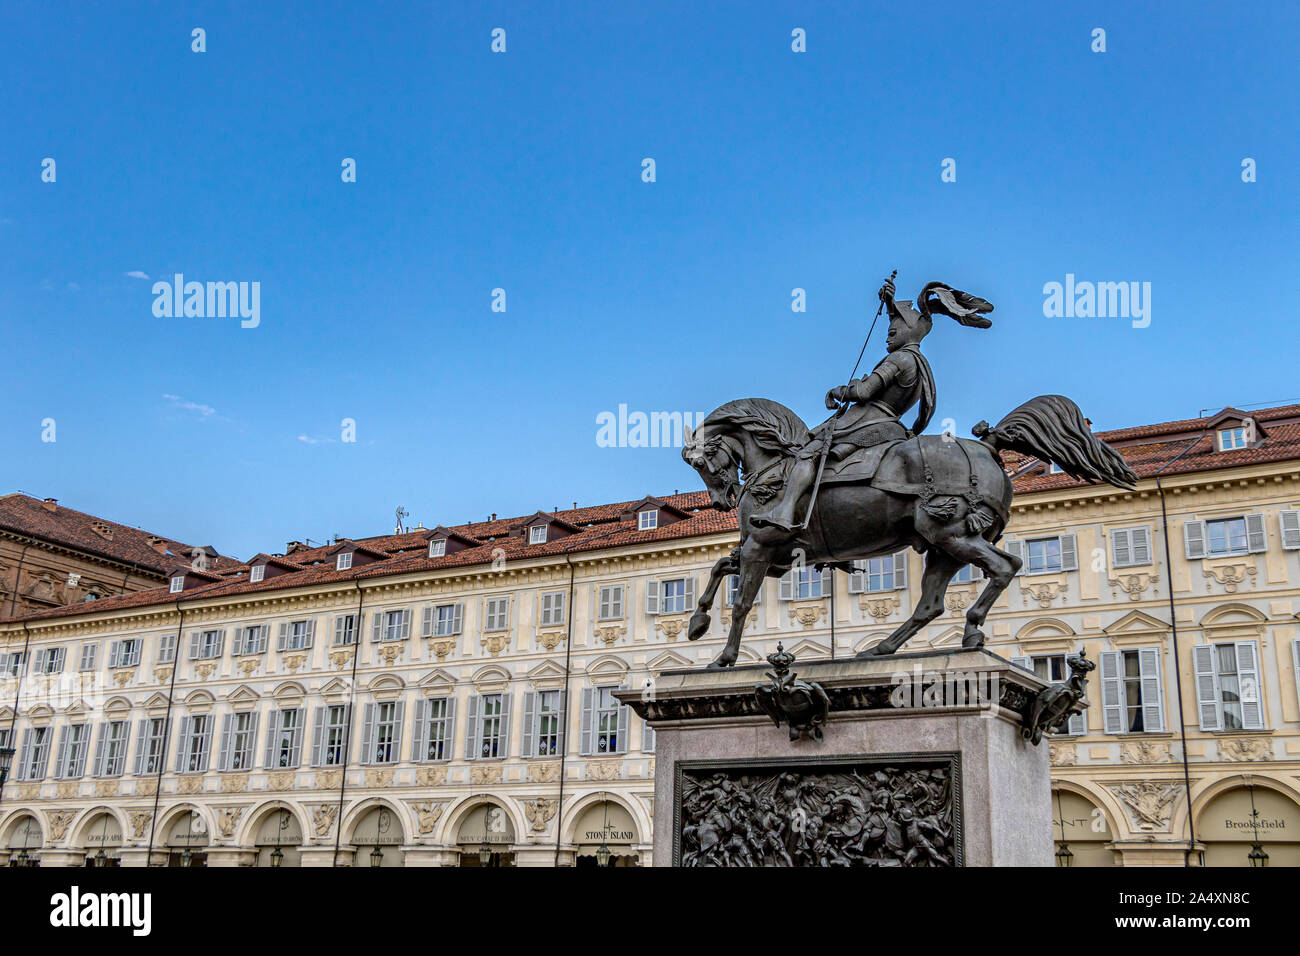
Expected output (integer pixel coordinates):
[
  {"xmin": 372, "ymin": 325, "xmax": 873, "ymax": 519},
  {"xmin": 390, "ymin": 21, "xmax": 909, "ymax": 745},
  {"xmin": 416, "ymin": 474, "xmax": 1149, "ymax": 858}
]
[
  {"xmin": 33, "ymin": 849, "xmax": 86, "ymax": 867},
  {"xmin": 117, "ymin": 847, "xmax": 167, "ymax": 867},
  {"xmin": 512, "ymin": 846, "xmax": 560, "ymax": 867},
  {"xmin": 299, "ymin": 845, "xmax": 351, "ymax": 867},
  {"xmin": 401, "ymin": 846, "xmax": 460, "ymax": 866},
  {"xmin": 206, "ymin": 847, "xmax": 256, "ymax": 867}
]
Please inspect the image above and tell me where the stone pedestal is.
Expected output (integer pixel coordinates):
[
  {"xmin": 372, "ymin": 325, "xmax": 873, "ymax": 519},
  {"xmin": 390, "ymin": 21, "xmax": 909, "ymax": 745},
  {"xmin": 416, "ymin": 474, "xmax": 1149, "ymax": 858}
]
[{"xmin": 618, "ymin": 648, "xmax": 1053, "ymax": 867}]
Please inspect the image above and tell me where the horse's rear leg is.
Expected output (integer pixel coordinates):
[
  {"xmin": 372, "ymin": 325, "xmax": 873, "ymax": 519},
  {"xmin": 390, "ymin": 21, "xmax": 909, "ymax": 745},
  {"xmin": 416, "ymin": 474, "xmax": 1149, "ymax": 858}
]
[
  {"xmin": 932, "ymin": 534, "xmax": 1021, "ymax": 648},
  {"xmin": 859, "ymin": 549, "xmax": 962, "ymax": 657}
]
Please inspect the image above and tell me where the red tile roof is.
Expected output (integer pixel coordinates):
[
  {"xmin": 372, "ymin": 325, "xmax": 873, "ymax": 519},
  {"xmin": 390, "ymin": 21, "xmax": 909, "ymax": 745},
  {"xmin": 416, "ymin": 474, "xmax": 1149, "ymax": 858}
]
[
  {"xmin": 0, "ymin": 493, "xmax": 198, "ymax": 576},
  {"xmin": 7, "ymin": 405, "xmax": 1299, "ymax": 627}
]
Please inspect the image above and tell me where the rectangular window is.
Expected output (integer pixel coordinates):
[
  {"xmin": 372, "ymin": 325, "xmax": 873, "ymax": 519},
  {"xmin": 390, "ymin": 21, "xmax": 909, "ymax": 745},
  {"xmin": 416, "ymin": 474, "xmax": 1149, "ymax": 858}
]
[
  {"xmin": 951, "ymin": 564, "xmax": 982, "ymax": 584},
  {"xmin": 157, "ymin": 634, "xmax": 177, "ymax": 665},
  {"xmin": 367, "ymin": 701, "xmax": 401, "ymax": 764},
  {"xmin": 1218, "ymin": 427, "xmax": 1247, "ymax": 451},
  {"xmin": 57, "ymin": 723, "xmax": 90, "ymax": 778},
  {"xmin": 661, "ymin": 578, "xmax": 688, "ymax": 614},
  {"xmin": 580, "ymin": 686, "xmax": 631, "ymax": 755},
  {"xmin": 1110, "ymin": 527, "xmax": 1153, "ymax": 568},
  {"xmin": 1193, "ymin": 641, "xmax": 1264, "ymax": 731},
  {"xmin": 135, "ymin": 717, "xmax": 169, "ymax": 775},
  {"xmin": 336, "ymin": 552, "xmax": 353, "ymax": 570},
  {"xmin": 322, "ymin": 705, "xmax": 349, "ymax": 766},
  {"xmin": 333, "ymin": 614, "xmax": 357, "ymax": 646},
  {"xmin": 190, "ymin": 630, "xmax": 224, "ymax": 660},
  {"xmin": 237, "ymin": 625, "xmax": 268, "ymax": 655},
  {"xmin": 179, "ymin": 715, "xmax": 212, "ymax": 773},
  {"xmin": 1110, "ymin": 650, "xmax": 1159, "ymax": 733},
  {"xmin": 535, "ymin": 690, "xmax": 561, "ymax": 757},
  {"xmin": 79, "ymin": 643, "xmax": 98, "ymax": 671},
  {"xmin": 2, "ymin": 651, "xmax": 25, "ymax": 677},
  {"xmin": 36, "ymin": 647, "xmax": 66, "ymax": 675},
  {"xmin": 529, "ymin": 525, "xmax": 547, "ymax": 545},
  {"xmin": 382, "ymin": 610, "xmax": 405, "ymax": 642},
  {"xmin": 286, "ymin": 620, "xmax": 313, "ymax": 651},
  {"xmin": 428, "ymin": 539, "xmax": 446, "ymax": 557},
  {"xmin": 108, "ymin": 639, "xmax": 141, "ymax": 668},
  {"xmin": 21, "ymin": 726, "xmax": 52, "ymax": 780},
  {"xmin": 638, "ymin": 509, "xmax": 658, "ymax": 530},
  {"xmin": 1207, "ymin": 517, "xmax": 1249, "ymax": 557},
  {"xmin": 848, "ymin": 553, "xmax": 907, "ymax": 593},
  {"xmin": 98, "ymin": 720, "xmax": 128, "ymax": 777},
  {"xmin": 435, "ymin": 604, "xmax": 461, "ymax": 637},
  {"xmin": 539, "ymin": 591, "xmax": 566, "ymax": 627},
  {"xmin": 1027, "ymin": 537, "xmax": 1062, "ymax": 574},
  {"xmin": 477, "ymin": 694, "xmax": 504, "ymax": 759},
  {"xmin": 249, "ymin": 564, "xmax": 266, "ymax": 583},
  {"xmin": 266, "ymin": 708, "xmax": 304, "ymax": 770},
  {"xmin": 169, "ymin": 576, "xmax": 184, "ymax": 593},
  {"xmin": 416, "ymin": 697, "xmax": 453, "ymax": 762},
  {"xmin": 598, "ymin": 584, "xmax": 625, "ymax": 621},
  {"xmin": 485, "ymin": 597, "xmax": 510, "ymax": 631},
  {"xmin": 231, "ymin": 712, "xmax": 256, "ymax": 771}
]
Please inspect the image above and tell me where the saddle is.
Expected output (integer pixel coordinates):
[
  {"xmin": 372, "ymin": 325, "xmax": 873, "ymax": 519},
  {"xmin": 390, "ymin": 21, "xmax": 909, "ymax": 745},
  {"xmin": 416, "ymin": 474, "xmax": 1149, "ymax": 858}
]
[{"xmin": 821, "ymin": 434, "xmax": 1011, "ymax": 528}]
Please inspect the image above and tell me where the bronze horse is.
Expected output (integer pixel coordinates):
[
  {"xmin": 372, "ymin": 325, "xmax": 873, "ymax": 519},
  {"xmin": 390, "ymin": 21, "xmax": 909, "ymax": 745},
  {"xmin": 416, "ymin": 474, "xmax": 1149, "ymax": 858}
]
[{"xmin": 682, "ymin": 394, "xmax": 1136, "ymax": 668}]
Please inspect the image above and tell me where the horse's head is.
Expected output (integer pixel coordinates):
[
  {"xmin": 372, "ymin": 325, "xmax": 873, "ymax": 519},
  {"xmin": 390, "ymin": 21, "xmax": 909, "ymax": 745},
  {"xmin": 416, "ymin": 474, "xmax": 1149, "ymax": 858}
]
[
  {"xmin": 682, "ymin": 425, "xmax": 742, "ymax": 511},
  {"xmin": 682, "ymin": 398, "xmax": 810, "ymax": 512}
]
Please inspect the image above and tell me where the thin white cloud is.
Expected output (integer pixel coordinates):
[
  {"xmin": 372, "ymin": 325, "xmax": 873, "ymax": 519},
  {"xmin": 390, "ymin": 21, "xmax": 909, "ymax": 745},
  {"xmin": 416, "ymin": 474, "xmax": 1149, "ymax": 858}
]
[
  {"xmin": 297, "ymin": 434, "xmax": 337, "ymax": 445},
  {"xmin": 126, "ymin": 270, "xmax": 150, "ymax": 280},
  {"xmin": 162, "ymin": 393, "xmax": 218, "ymax": 419}
]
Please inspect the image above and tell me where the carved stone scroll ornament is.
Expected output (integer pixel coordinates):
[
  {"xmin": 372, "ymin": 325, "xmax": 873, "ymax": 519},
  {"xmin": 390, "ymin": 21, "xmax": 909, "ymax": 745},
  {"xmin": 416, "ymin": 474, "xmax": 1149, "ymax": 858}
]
[
  {"xmin": 678, "ymin": 758, "xmax": 959, "ymax": 867},
  {"xmin": 754, "ymin": 644, "xmax": 830, "ymax": 741}
]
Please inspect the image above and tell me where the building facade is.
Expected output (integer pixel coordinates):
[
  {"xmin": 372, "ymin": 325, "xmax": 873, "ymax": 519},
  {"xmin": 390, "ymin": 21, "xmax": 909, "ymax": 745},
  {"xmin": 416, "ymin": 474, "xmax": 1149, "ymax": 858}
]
[
  {"xmin": 2, "ymin": 406, "xmax": 1299, "ymax": 867},
  {"xmin": 0, "ymin": 493, "xmax": 201, "ymax": 618}
]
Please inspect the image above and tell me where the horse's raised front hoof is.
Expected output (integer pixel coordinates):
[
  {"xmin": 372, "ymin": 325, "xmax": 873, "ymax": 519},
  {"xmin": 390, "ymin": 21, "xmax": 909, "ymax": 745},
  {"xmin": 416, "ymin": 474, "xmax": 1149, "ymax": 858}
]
[
  {"xmin": 856, "ymin": 643, "xmax": 896, "ymax": 659},
  {"xmin": 707, "ymin": 653, "xmax": 737, "ymax": 670},
  {"xmin": 687, "ymin": 611, "xmax": 710, "ymax": 641}
]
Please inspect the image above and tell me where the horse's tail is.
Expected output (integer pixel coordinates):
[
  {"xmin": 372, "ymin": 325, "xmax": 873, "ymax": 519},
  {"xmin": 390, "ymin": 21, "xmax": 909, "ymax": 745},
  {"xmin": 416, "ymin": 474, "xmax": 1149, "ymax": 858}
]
[{"xmin": 973, "ymin": 395, "xmax": 1137, "ymax": 490}]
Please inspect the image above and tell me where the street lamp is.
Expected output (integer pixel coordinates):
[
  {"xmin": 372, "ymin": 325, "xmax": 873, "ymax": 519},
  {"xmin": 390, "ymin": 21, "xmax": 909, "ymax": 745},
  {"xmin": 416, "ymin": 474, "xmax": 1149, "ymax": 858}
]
[
  {"xmin": 1054, "ymin": 791, "xmax": 1073, "ymax": 868},
  {"xmin": 596, "ymin": 794, "xmax": 612, "ymax": 867},
  {"xmin": 1246, "ymin": 781, "xmax": 1269, "ymax": 868},
  {"xmin": 269, "ymin": 808, "xmax": 289, "ymax": 868},
  {"xmin": 478, "ymin": 836, "xmax": 492, "ymax": 866},
  {"xmin": 369, "ymin": 844, "xmax": 383, "ymax": 867}
]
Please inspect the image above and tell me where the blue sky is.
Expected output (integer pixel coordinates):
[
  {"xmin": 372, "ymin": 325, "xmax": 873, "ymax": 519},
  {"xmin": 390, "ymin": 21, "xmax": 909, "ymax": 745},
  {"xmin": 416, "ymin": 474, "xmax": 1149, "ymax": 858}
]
[{"xmin": 2, "ymin": 1, "xmax": 1297, "ymax": 557}]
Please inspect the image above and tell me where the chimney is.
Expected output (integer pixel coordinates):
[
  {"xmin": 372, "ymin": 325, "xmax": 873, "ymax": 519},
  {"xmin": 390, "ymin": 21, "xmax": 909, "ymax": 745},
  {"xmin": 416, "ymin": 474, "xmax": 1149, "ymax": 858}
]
[
  {"xmin": 286, "ymin": 540, "xmax": 305, "ymax": 554},
  {"xmin": 491, "ymin": 513, "xmax": 497, "ymax": 521},
  {"xmin": 41, "ymin": 497, "xmax": 57, "ymax": 512},
  {"xmin": 146, "ymin": 535, "xmax": 168, "ymax": 554}
]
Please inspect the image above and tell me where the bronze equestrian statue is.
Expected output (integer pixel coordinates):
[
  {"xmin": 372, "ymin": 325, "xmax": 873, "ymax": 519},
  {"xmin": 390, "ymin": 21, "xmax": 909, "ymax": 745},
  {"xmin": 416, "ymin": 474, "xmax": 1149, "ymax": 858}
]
[{"xmin": 682, "ymin": 274, "xmax": 1137, "ymax": 669}]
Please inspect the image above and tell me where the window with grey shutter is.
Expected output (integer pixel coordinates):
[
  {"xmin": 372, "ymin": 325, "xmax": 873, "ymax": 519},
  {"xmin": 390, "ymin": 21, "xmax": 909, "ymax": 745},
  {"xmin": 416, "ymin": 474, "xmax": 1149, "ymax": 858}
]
[
  {"xmin": 1111, "ymin": 527, "xmax": 1153, "ymax": 568},
  {"xmin": 53, "ymin": 724, "xmax": 72, "ymax": 778},
  {"xmin": 644, "ymin": 579, "xmax": 661, "ymax": 615},
  {"xmin": 1245, "ymin": 513, "xmax": 1267, "ymax": 553},
  {"xmin": 484, "ymin": 597, "xmax": 510, "ymax": 631},
  {"xmin": 79, "ymin": 643, "xmax": 99, "ymax": 671},
  {"xmin": 1192, "ymin": 645, "xmax": 1221, "ymax": 730},
  {"xmin": 521, "ymin": 691, "xmax": 537, "ymax": 757},
  {"xmin": 360, "ymin": 703, "xmax": 377, "ymax": 764},
  {"xmin": 333, "ymin": 614, "xmax": 357, "ymax": 646},
  {"xmin": 579, "ymin": 687, "xmax": 596, "ymax": 755},
  {"xmin": 1184, "ymin": 520, "xmax": 1207, "ymax": 559},
  {"xmin": 1279, "ymin": 510, "xmax": 1300, "ymax": 550},
  {"xmin": 641, "ymin": 718, "xmax": 656, "ymax": 754},
  {"xmin": 413, "ymin": 696, "xmax": 455, "ymax": 762},
  {"xmin": 156, "ymin": 634, "xmax": 177, "ymax": 664},
  {"xmin": 218, "ymin": 714, "xmax": 233, "ymax": 771},
  {"xmin": 91, "ymin": 722, "xmax": 110, "ymax": 777},
  {"xmin": 539, "ymin": 591, "xmax": 566, "ymax": 627},
  {"xmin": 310, "ymin": 707, "xmax": 328, "ymax": 767},
  {"xmin": 598, "ymin": 584, "xmax": 625, "ymax": 621},
  {"xmin": 1233, "ymin": 641, "xmax": 1264, "ymax": 730},
  {"xmin": 1138, "ymin": 647, "xmax": 1165, "ymax": 733},
  {"xmin": 464, "ymin": 694, "xmax": 480, "ymax": 759},
  {"xmin": 1099, "ymin": 651, "xmax": 1124, "ymax": 734},
  {"xmin": 265, "ymin": 708, "xmax": 303, "ymax": 770},
  {"xmin": 724, "ymin": 574, "xmax": 764, "ymax": 607}
]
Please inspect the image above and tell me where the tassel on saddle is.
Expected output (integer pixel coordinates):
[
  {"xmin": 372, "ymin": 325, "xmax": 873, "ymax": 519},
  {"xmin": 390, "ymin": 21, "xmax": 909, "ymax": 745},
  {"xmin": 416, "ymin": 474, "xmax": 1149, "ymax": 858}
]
[{"xmin": 916, "ymin": 439, "xmax": 995, "ymax": 534}]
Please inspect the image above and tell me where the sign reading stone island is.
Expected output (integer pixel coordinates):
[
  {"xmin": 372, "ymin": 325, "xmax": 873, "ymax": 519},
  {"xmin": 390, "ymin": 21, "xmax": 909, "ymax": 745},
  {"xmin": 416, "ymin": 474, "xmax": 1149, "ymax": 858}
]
[{"xmin": 676, "ymin": 755, "xmax": 960, "ymax": 867}]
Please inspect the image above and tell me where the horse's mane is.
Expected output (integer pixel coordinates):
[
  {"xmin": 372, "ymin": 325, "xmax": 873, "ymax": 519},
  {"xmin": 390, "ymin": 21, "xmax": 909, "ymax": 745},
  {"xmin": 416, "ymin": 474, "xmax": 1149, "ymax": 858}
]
[{"xmin": 700, "ymin": 398, "xmax": 811, "ymax": 456}]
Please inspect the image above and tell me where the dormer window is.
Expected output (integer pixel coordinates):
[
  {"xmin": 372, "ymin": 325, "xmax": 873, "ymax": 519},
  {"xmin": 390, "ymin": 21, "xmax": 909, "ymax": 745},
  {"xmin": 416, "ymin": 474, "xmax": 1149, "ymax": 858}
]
[
  {"xmin": 336, "ymin": 552, "xmax": 353, "ymax": 571},
  {"xmin": 638, "ymin": 509, "xmax": 659, "ymax": 530},
  {"xmin": 169, "ymin": 575, "xmax": 184, "ymax": 593},
  {"xmin": 529, "ymin": 525, "xmax": 547, "ymax": 545},
  {"xmin": 1218, "ymin": 427, "xmax": 1248, "ymax": 451},
  {"xmin": 428, "ymin": 539, "xmax": 446, "ymax": 558},
  {"xmin": 1048, "ymin": 463, "xmax": 1063, "ymax": 475},
  {"xmin": 249, "ymin": 565, "xmax": 265, "ymax": 583}
]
